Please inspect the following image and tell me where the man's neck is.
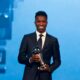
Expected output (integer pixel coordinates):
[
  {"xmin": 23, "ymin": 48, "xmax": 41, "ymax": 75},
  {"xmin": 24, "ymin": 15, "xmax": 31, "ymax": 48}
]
[
  {"xmin": 36, "ymin": 31, "xmax": 46, "ymax": 37},
  {"xmin": 36, "ymin": 30, "xmax": 46, "ymax": 34}
]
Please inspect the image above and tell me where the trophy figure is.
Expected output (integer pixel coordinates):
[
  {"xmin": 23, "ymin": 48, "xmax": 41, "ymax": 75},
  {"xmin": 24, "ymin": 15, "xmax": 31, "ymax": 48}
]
[{"xmin": 32, "ymin": 46, "xmax": 46, "ymax": 70}]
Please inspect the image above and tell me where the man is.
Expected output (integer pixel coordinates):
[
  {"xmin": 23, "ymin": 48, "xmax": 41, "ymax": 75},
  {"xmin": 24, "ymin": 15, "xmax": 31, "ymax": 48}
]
[{"xmin": 18, "ymin": 11, "xmax": 61, "ymax": 80}]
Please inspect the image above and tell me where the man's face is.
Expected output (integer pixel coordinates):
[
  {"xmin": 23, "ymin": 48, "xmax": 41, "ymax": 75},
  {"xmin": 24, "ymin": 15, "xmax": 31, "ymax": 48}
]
[{"xmin": 35, "ymin": 16, "xmax": 47, "ymax": 33}]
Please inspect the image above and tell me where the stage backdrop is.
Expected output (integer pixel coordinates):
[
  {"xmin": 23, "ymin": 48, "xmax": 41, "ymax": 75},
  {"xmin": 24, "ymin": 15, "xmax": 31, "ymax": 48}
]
[{"xmin": 0, "ymin": 0, "xmax": 80, "ymax": 80}]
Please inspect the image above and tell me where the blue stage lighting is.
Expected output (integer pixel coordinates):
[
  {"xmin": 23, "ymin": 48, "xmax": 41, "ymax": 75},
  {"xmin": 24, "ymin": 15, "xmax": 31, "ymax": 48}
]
[{"xmin": 0, "ymin": 14, "xmax": 12, "ymax": 40}]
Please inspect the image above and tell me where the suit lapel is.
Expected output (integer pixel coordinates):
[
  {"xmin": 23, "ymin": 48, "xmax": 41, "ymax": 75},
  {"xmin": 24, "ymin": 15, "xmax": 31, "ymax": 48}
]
[
  {"xmin": 31, "ymin": 32, "xmax": 37, "ymax": 45},
  {"xmin": 43, "ymin": 33, "xmax": 49, "ymax": 51}
]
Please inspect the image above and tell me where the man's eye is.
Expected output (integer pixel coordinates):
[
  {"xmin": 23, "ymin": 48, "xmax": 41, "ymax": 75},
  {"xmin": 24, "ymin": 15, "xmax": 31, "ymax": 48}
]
[{"xmin": 37, "ymin": 21, "xmax": 40, "ymax": 22}]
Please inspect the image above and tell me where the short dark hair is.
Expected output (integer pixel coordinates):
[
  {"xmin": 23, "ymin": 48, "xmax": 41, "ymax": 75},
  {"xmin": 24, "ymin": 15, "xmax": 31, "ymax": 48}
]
[{"xmin": 35, "ymin": 11, "xmax": 47, "ymax": 19}]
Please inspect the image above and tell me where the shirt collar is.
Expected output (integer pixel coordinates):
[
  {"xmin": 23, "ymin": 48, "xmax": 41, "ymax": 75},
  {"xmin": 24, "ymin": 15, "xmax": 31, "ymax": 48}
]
[{"xmin": 36, "ymin": 31, "xmax": 46, "ymax": 37}]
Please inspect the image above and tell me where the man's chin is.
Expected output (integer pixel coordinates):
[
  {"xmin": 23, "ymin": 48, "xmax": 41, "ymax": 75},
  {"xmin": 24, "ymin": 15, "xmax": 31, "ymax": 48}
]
[{"xmin": 38, "ymin": 29, "xmax": 45, "ymax": 33}]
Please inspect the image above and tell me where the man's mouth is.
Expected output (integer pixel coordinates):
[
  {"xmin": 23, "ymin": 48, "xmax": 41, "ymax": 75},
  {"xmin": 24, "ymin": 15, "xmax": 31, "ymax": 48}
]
[{"xmin": 38, "ymin": 26, "xmax": 44, "ymax": 29}]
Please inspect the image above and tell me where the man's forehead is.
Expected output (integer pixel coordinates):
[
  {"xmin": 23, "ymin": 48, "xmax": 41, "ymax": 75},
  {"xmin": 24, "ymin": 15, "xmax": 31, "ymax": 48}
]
[{"xmin": 35, "ymin": 16, "xmax": 47, "ymax": 19}]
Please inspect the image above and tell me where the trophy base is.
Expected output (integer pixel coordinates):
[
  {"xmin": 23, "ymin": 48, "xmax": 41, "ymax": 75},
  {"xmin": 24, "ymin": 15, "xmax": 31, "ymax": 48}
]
[{"xmin": 38, "ymin": 65, "xmax": 46, "ymax": 71}]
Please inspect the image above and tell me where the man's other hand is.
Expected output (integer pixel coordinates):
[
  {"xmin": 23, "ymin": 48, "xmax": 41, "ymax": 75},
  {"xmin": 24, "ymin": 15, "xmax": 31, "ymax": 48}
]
[
  {"xmin": 29, "ymin": 54, "xmax": 41, "ymax": 63},
  {"xmin": 38, "ymin": 64, "xmax": 50, "ymax": 72}
]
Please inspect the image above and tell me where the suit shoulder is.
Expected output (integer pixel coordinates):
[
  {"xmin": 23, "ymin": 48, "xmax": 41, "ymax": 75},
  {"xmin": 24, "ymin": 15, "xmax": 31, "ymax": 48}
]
[
  {"xmin": 23, "ymin": 32, "xmax": 35, "ymax": 38},
  {"xmin": 47, "ymin": 34, "xmax": 59, "ymax": 46},
  {"xmin": 47, "ymin": 34, "xmax": 58, "ymax": 41}
]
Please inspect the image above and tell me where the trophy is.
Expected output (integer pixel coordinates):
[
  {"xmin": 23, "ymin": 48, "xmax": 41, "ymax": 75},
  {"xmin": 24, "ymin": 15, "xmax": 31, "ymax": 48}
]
[{"xmin": 32, "ymin": 46, "xmax": 46, "ymax": 70}]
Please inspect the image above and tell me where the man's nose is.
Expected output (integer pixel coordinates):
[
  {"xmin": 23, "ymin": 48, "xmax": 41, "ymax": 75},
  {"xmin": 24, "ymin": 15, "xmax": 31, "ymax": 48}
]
[{"xmin": 40, "ymin": 22, "xmax": 43, "ymax": 25}]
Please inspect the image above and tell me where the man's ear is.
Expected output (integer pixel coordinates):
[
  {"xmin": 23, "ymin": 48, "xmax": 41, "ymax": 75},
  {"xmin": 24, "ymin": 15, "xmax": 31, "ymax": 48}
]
[{"xmin": 46, "ymin": 21, "xmax": 48, "ymax": 26}]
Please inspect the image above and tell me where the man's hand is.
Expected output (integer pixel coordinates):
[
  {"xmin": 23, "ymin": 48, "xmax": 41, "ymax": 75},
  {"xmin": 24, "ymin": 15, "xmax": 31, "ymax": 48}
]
[
  {"xmin": 38, "ymin": 64, "xmax": 50, "ymax": 72},
  {"xmin": 29, "ymin": 54, "xmax": 41, "ymax": 63}
]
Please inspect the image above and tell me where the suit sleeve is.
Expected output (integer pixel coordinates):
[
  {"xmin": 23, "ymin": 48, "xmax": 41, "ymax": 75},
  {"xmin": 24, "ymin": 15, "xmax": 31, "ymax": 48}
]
[
  {"xmin": 49, "ymin": 38, "xmax": 61, "ymax": 73},
  {"xmin": 18, "ymin": 35, "xmax": 30, "ymax": 65}
]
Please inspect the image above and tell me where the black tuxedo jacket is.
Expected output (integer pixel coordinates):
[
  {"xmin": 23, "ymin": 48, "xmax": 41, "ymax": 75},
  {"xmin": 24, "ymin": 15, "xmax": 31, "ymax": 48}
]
[{"xmin": 18, "ymin": 32, "xmax": 61, "ymax": 80}]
